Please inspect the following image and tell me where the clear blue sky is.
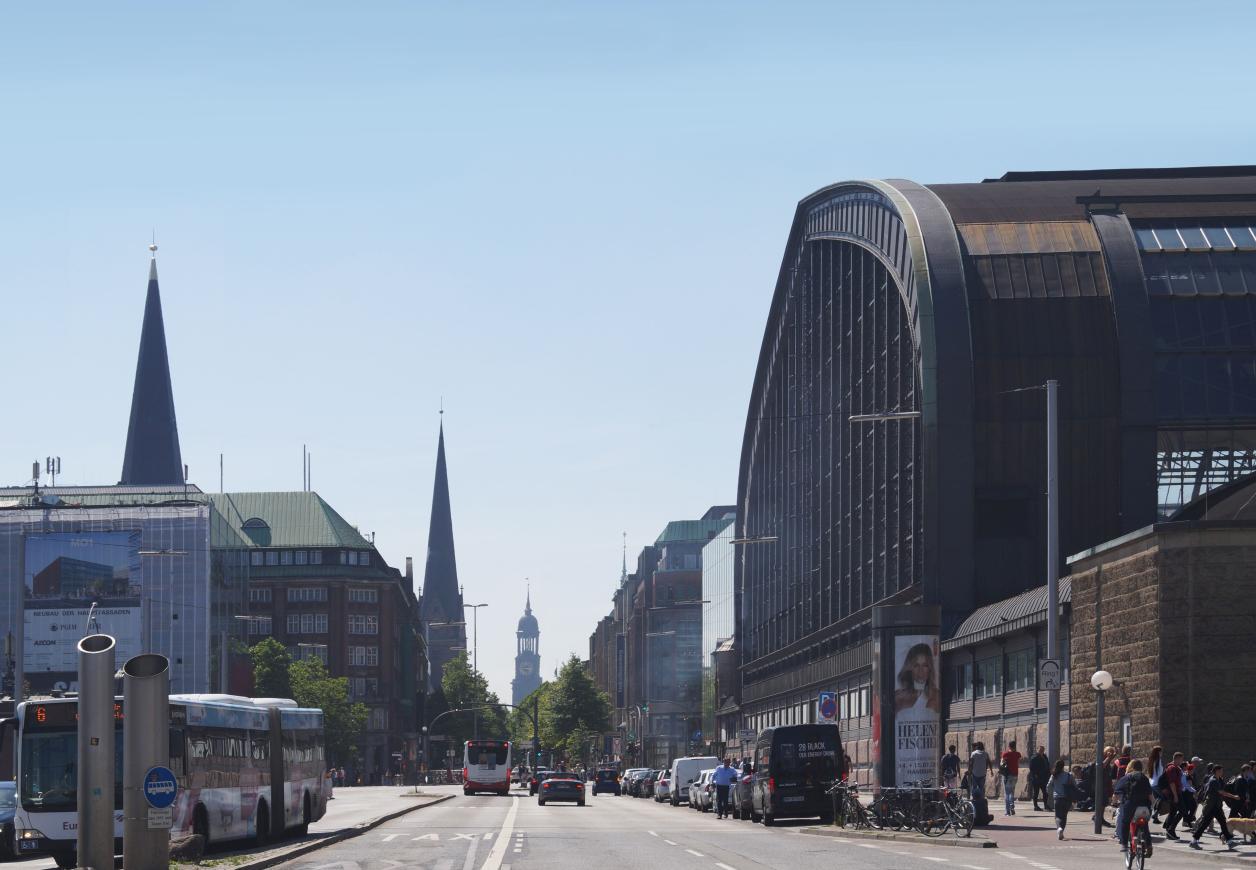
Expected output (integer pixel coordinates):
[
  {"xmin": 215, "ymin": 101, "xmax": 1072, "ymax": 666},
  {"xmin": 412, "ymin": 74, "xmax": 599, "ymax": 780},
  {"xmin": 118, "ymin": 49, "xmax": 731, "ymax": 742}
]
[{"xmin": 2, "ymin": 1, "xmax": 1253, "ymax": 700}]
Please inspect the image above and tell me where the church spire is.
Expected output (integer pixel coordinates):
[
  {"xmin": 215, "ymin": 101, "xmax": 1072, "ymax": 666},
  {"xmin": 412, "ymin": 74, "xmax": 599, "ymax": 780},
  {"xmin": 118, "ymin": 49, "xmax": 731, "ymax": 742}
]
[
  {"xmin": 120, "ymin": 243, "xmax": 184, "ymax": 485},
  {"xmin": 420, "ymin": 418, "xmax": 466, "ymax": 690}
]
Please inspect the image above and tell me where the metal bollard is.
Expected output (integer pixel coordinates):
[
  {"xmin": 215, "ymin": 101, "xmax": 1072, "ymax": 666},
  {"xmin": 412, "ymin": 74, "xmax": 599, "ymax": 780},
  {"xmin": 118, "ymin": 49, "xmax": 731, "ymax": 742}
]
[
  {"xmin": 123, "ymin": 654, "xmax": 171, "ymax": 870},
  {"xmin": 77, "ymin": 634, "xmax": 117, "ymax": 870}
]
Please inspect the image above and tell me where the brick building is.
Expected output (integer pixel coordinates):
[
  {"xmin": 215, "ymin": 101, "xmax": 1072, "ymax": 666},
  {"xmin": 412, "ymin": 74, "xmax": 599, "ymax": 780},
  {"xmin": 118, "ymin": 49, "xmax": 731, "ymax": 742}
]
[{"xmin": 218, "ymin": 491, "xmax": 422, "ymax": 783}]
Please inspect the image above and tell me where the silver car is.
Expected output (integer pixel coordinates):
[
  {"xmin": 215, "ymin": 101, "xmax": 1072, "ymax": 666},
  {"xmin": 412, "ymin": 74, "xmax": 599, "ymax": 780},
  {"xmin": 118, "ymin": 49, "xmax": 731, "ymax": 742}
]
[{"xmin": 690, "ymin": 769, "xmax": 716, "ymax": 811}]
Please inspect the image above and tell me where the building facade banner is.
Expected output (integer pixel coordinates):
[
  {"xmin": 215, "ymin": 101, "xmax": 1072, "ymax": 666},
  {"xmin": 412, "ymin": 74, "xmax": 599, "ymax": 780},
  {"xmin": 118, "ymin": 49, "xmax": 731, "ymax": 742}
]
[
  {"xmin": 892, "ymin": 634, "xmax": 941, "ymax": 787},
  {"xmin": 615, "ymin": 633, "xmax": 625, "ymax": 708}
]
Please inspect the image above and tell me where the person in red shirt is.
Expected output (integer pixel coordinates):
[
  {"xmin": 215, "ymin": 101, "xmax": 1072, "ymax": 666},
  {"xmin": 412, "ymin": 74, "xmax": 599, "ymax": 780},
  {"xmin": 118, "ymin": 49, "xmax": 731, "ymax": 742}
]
[
  {"xmin": 1001, "ymin": 740, "xmax": 1023, "ymax": 816},
  {"xmin": 1162, "ymin": 751, "xmax": 1186, "ymax": 839}
]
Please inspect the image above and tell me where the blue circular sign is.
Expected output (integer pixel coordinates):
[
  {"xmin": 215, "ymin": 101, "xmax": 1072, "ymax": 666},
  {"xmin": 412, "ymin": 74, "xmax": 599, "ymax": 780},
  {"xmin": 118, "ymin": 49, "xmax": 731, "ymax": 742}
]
[
  {"xmin": 819, "ymin": 693, "xmax": 837, "ymax": 719},
  {"xmin": 143, "ymin": 765, "xmax": 178, "ymax": 808}
]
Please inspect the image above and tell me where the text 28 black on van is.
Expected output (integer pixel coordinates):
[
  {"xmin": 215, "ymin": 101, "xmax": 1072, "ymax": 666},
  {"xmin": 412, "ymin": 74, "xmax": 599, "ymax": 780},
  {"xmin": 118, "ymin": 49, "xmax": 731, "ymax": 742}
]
[{"xmin": 750, "ymin": 723, "xmax": 844, "ymax": 825}]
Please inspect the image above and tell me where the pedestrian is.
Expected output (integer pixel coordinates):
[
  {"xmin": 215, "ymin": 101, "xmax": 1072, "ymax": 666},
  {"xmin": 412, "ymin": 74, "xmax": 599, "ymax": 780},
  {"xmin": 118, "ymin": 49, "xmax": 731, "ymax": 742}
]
[
  {"xmin": 1029, "ymin": 746, "xmax": 1050, "ymax": 811},
  {"xmin": 1093, "ymin": 746, "xmax": 1117, "ymax": 828},
  {"xmin": 711, "ymin": 757, "xmax": 739, "ymax": 820},
  {"xmin": 1146, "ymin": 745, "xmax": 1164, "ymax": 823},
  {"xmin": 1161, "ymin": 751, "xmax": 1186, "ymax": 840},
  {"xmin": 1190, "ymin": 763, "xmax": 1240, "ymax": 850},
  {"xmin": 1047, "ymin": 760, "xmax": 1080, "ymax": 840},
  {"xmin": 941, "ymin": 744, "xmax": 962, "ymax": 790},
  {"xmin": 1180, "ymin": 760, "xmax": 1199, "ymax": 825},
  {"xmin": 1116, "ymin": 745, "xmax": 1133, "ymax": 780},
  {"xmin": 1000, "ymin": 740, "xmax": 1023, "ymax": 816},
  {"xmin": 1114, "ymin": 759, "xmax": 1154, "ymax": 856},
  {"xmin": 1225, "ymin": 763, "xmax": 1253, "ymax": 819},
  {"xmin": 969, "ymin": 741, "xmax": 991, "ymax": 799}
]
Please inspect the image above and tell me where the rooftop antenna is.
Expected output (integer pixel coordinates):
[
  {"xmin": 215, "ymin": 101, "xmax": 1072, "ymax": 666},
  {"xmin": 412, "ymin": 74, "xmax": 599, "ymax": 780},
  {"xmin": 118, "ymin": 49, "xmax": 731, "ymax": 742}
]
[
  {"xmin": 149, "ymin": 231, "xmax": 157, "ymax": 257},
  {"xmin": 45, "ymin": 456, "xmax": 61, "ymax": 487},
  {"xmin": 219, "ymin": 453, "xmax": 224, "ymax": 494},
  {"xmin": 303, "ymin": 444, "xmax": 307, "ymax": 491},
  {"xmin": 31, "ymin": 461, "xmax": 40, "ymax": 495}
]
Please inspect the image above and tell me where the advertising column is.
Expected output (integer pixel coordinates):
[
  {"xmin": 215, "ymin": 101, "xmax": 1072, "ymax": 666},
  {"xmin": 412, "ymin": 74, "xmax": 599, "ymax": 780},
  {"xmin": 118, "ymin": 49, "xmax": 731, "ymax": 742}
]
[{"xmin": 870, "ymin": 604, "xmax": 941, "ymax": 789}]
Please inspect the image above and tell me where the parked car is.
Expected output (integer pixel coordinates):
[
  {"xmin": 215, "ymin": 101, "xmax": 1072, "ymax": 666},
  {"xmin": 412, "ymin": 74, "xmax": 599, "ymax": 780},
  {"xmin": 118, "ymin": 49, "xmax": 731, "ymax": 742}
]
[
  {"xmin": 592, "ymin": 768, "xmax": 621, "ymax": 796},
  {"xmin": 654, "ymin": 770, "xmax": 672, "ymax": 802},
  {"xmin": 528, "ymin": 769, "xmax": 554, "ymax": 796},
  {"xmin": 0, "ymin": 781, "xmax": 14, "ymax": 859},
  {"xmin": 751, "ymin": 723, "xmax": 843, "ymax": 825},
  {"xmin": 730, "ymin": 766, "xmax": 754, "ymax": 820},
  {"xmin": 642, "ymin": 769, "xmax": 661, "ymax": 799},
  {"xmin": 669, "ymin": 756, "xmax": 720, "ymax": 806},
  {"xmin": 690, "ymin": 769, "xmax": 716, "ymax": 811},
  {"xmin": 622, "ymin": 768, "xmax": 648, "ymax": 797},
  {"xmin": 538, "ymin": 771, "xmax": 586, "ymax": 806}
]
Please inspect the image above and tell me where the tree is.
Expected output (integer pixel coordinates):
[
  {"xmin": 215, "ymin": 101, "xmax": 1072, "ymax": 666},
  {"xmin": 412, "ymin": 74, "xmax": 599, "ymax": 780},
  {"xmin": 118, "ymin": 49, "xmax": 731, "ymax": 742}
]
[
  {"xmin": 546, "ymin": 655, "xmax": 611, "ymax": 761},
  {"xmin": 509, "ymin": 682, "xmax": 553, "ymax": 758},
  {"xmin": 290, "ymin": 656, "xmax": 368, "ymax": 767},
  {"xmin": 439, "ymin": 652, "xmax": 509, "ymax": 747},
  {"xmin": 249, "ymin": 637, "xmax": 292, "ymax": 698}
]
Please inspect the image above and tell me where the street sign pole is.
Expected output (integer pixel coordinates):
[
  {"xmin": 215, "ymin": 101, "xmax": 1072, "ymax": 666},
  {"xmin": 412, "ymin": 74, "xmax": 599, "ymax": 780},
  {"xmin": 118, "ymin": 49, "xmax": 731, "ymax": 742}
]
[{"xmin": 1046, "ymin": 379, "xmax": 1061, "ymax": 768}]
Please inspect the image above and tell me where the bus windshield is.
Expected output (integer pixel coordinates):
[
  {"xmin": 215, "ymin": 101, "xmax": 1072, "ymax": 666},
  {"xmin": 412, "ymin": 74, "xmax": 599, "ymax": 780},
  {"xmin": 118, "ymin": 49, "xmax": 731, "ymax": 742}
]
[
  {"xmin": 0, "ymin": 783, "xmax": 16, "ymax": 809},
  {"xmin": 466, "ymin": 741, "xmax": 509, "ymax": 767},
  {"xmin": 20, "ymin": 728, "xmax": 123, "ymax": 810}
]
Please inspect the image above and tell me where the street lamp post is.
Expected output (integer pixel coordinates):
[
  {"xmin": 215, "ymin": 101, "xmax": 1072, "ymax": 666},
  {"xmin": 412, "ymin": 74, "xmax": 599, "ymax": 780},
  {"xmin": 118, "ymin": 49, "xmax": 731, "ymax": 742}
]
[
  {"xmin": 463, "ymin": 604, "xmax": 488, "ymax": 738},
  {"xmin": 1091, "ymin": 669, "xmax": 1113, "ymax": 834}
]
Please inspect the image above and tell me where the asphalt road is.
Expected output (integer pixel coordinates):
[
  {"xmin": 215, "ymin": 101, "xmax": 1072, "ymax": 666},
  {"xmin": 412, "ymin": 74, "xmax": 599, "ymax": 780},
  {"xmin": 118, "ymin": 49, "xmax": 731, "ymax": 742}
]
[{"xmin": 272, "ymin": 786, "xmax": 1252, "ymax": 870}]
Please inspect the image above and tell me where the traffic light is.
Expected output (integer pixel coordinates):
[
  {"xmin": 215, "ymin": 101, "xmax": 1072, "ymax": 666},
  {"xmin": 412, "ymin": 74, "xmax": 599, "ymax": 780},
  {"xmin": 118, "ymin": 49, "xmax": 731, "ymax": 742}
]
[{"xmin": 642, "ymin": 703, "xmax": 649, "ymax": 714}]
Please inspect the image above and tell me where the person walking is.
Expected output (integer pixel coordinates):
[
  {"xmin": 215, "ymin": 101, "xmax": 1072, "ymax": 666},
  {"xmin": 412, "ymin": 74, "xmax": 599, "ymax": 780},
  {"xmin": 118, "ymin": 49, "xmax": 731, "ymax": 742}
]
[
  {"xmin": 969, "ymin": 741, "xmax": 991, "ymax": 799},
  {"xmin": 1147, "ymin": 745, "xmax": 1165, "ymax": 823},
  {"xmin": 1190, "ymin": 763, "xmax": 1240, "ymax": 850},
  {"xmin": 1047, "ymin": 760, "xmax": 1080, "ymax": 840},
  {"xmin": 1000, "ymin": 740, "xmax": 1023, "ymax": 816},
  {"xmin": 1161, "ymin": 751, "xmax": 1186, "ymax": 840},
  {"xmin": 1114, "ymin": 759, "xmax": 1154, "ymax": 856},
  {"xmin": 941, "ymin": 745, "xmax": 962, "ymax": 790},
  {"xmin": 1029, "ymin": 746, "xmax": 1050, "ymax": 811},
  {"xmin": 711, "ymin": 758, "xmax": 739, "ymax": 820}
]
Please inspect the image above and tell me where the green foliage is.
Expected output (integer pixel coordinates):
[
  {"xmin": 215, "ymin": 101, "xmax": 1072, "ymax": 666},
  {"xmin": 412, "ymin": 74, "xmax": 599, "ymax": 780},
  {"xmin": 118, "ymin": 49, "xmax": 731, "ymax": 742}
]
[
  {"xmin": 249, "ymin": 637, "xmax": 292, "ymax": 699},
  {"xmin": 438, "ymin": 652, "xmax": 509, "ymax": 746},
  {"xmin": 290, "ymin": 656, "xmax": 368, "ymax": 766},
  {"xmin": 508, "ymin": 656, "xmax": 611, "ymax": 766}
]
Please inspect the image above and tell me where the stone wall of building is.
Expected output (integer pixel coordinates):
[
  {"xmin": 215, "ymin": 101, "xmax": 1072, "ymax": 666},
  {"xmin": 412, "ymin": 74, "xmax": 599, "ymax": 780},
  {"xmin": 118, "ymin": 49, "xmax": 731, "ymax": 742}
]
[{"xmin": 1069, "ymin": 524, "xmax": 1256, "ymax": 772}]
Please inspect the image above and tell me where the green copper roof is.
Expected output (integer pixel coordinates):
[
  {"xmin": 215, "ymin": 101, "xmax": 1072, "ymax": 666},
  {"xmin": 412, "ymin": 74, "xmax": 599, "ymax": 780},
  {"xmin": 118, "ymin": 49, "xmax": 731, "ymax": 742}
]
[
  {"xmin": 208, "ymin": 492, "xmax": 373, "ymax": 549},
  {"xmin": 654, "ymin": 516, "xmax": 735, "ymax": 546}
]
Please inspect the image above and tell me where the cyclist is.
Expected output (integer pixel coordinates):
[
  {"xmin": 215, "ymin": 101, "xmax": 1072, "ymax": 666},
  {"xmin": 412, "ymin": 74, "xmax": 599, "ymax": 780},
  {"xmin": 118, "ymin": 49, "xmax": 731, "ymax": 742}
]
[{"xmin": 1114, "ymin": 759, "xmax": 1154, "ymax": 857}]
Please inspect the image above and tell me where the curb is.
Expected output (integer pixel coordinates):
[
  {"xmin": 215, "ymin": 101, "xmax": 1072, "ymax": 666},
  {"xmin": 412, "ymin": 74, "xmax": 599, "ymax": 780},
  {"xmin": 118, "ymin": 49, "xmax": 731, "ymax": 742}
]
[
  {"xmin": 799, "ymin": 825, "xmax": 998, "ymax": 849},
  {"xmin": 218, "ymin": 793, "xmax": 455, "ymax": 870},
  {"xmin": 1152, "ymin": 840, "xmax": 1256, "ymax": 865}
]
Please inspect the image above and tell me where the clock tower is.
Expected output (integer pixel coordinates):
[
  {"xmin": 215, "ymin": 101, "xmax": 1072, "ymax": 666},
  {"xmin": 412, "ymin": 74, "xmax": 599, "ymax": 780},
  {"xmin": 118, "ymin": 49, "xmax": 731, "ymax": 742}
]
[{"xmin": 512, "ymin": 588, "xmax": 542, "ymax": 706}]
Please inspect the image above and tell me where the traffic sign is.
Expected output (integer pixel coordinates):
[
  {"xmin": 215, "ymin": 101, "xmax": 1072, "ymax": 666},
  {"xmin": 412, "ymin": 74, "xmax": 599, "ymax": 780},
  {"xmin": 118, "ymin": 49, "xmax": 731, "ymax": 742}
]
[
  {"xmin": 818, "ymin": 691, "xmax": 838, "ymax": 722},
  {"xmin": 1039, "ymin": 659, "xmax": 1062, "ymax": 692},
  {"xmin": 142, "ymin": 765, "xmax": 178, "ymax": 809},
  {"xmin": 736, "ymin": 729, "xmax": 757, "ymax": 741}
]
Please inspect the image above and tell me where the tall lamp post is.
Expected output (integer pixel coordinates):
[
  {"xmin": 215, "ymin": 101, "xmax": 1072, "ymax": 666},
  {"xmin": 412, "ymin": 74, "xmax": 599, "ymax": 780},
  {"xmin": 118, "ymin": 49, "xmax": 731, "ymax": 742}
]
[
  {"xmin": 1091, "ymin": 669, "xmax": 1113, "ymax": 834},
  {"xmin": 463, "ymin": 604, "xmax": 488, "ymax": 738}
]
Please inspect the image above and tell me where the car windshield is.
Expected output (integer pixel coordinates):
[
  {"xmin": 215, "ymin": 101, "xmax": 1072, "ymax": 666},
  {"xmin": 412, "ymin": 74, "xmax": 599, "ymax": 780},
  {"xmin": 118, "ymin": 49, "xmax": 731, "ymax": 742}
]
[{"xmin": 0, "ymin": 783, "xmax": 15, "ymax": 809}]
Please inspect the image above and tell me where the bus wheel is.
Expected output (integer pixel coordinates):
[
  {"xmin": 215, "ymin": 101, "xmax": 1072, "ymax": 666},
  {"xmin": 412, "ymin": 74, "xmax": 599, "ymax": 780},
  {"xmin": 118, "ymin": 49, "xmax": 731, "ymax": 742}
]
[
  {"xmin": 54, "ymin": 855, "xmax": 76, "ymax": 869},
  {"xmin": 255, "ymin": 801, "xmax": 271, "ymax": 847},
  {"xmin": 193, "ymin": 805, "xmax": 211, "ymax": 850}
]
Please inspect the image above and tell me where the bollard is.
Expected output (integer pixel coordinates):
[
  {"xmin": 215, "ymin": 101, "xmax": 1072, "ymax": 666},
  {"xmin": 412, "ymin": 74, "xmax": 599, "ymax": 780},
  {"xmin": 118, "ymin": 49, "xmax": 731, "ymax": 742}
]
[
  {"xmin": 77, "ymin": 634, "xmax": 117, "ymax": 870},
  {"xmin": 123, "ymin": 654, "xmax": 171, "ymax": 870}
]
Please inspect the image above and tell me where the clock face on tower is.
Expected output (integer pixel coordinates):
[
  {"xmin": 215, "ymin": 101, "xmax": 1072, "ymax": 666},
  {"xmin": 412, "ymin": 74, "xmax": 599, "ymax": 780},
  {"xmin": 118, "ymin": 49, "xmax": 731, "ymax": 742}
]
[{"xmin": 519, "ymin": 661, "xmax": 533, "ymax": 676}]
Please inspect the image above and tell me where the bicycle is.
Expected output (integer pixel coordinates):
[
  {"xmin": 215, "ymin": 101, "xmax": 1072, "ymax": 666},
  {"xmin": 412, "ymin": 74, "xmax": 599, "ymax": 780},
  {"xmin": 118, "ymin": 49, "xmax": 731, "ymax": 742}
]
[
  {"xmin": 1125, "ymin": 806, "xmax": 1153, "ymax": 870},
  {"xmin": 827, "ymin": 782, "xmax": 882, "ymax": 830}
]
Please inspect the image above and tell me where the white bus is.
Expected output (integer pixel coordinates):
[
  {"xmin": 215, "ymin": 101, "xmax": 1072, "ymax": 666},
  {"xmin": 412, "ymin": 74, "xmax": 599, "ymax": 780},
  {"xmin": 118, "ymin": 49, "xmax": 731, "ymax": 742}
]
[
  {"xmin": 462, "ymin": 739, "xmax": 512, "ymax": 796},
  {"xmin": 1, "ymin": 693, "xmax": 328, "ymax": 868}
]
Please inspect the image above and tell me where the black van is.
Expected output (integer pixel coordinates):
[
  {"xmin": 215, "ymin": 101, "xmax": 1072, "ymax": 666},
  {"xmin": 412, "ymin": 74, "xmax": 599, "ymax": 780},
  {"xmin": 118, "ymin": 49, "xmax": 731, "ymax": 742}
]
[{"xmin": 750, "ymin": 723, "xmax": 844, "ymax": 825}]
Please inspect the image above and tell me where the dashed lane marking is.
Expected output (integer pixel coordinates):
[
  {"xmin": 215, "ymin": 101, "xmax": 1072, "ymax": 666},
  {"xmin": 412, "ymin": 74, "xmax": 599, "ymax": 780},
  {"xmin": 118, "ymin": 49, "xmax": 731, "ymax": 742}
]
[
  {"xmin": 715, "ymin": 864, "xmax": 737, "ymax": 870},
  {"xmin": 648, "ymin": 830, "xmax": 659, "ymax": 837},
  {"xmin": 922, "ymin": 859, "xmax": 950, "ymax": 863},
  {"xmin": 664, "ymin": 840, "xmax": 679, "ymax": 846},
  {"xmin": 382, "ymin": 834, "xmax": 401, "ymax": 842},
  {"xmin": 684, "ymin": 849, "xmax": 705, "ymax": 857},
  {"xmin": 960, "ymin": 866, "xmax": 989, "ymax": 870}
]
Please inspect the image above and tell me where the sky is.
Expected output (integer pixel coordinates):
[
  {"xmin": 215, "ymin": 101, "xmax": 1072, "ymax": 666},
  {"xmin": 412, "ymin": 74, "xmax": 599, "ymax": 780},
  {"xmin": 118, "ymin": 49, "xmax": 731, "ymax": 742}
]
[{"xmin": 2, "ymin": 1, "xmax": 1255, "ymax": 701}]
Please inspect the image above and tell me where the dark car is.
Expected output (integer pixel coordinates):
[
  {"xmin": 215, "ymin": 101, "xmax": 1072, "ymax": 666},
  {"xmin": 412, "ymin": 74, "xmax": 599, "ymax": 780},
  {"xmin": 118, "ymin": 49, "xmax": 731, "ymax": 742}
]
[
  {"xmin": 528, "ymin": 769, "xmax": 554, "ymax": 796},
  {"xmin": 592, "ymin": 768, "xmax": 621, "ymax": 796},
  {"xmin": 0, "ymin": 782, "xmax": 14, "ymax": 859},
  {"xmin": 751, "ymin": 724, "xmax": 843, "ymax": 825},
  {"xmin": 641, "ymin": 770, "xmax": 660, "ymax": 799},
  {"xmin": 538, "ymin": 772, "xmax": 586, "ymax": 806}
]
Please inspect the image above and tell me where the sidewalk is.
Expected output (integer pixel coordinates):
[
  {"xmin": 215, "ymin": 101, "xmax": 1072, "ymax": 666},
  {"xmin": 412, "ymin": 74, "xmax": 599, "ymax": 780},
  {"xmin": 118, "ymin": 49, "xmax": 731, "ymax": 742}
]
[
  {"xmin": 174, "ymin": 785, "xmax": 458, "ymax": 869},
  {"xmin": 980, "ymin": 802, "xmax": 1256, "ymax": 863}
]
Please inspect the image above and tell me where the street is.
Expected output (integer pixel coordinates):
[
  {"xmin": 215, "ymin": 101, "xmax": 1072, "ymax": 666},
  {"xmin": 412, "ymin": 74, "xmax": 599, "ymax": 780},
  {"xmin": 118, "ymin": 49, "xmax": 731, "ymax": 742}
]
[{"xmin": 270, "ymin": 785, "xmax": 1254, "ymax": 870}]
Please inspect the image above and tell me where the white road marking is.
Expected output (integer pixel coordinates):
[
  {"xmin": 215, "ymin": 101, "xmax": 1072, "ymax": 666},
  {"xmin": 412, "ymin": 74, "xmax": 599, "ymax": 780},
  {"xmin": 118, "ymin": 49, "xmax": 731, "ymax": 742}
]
[
  {"xmin": 664, "ymin": 839, "xmax": 679, "ymax": 846},
  {"xmin": 413, "ymin": 834, "xmax": 440, "ymax": 841},
  {"xmin": 382, "ymin": 834, "xmax": 400, "ymax": 842},
  {"xmin": 922, "ymin": 859, "xmax": 949, "ymax": 864},
  {"xmin": 483, "ymin": 832, "xmax": 494, "ymax": 840},
  {"xmin": 960, "ymin": 866, "xmax": 989, "ymax": 870},
  {"xmin": 857, "ymin": 843, "xmax": 881, "ymax": 849},
  {"xmin": 461, "ymin": 831, "xmax": 481, "ymax": 870},
  {"xmin": 648, "ymin": 830, "xmax": 659, "ymax": 837},
  {"xmin": 479, "ymin": 796, "xmax": 519, "ymax": 870},
  {"xmin": 715, "ymin": 864, "xmax": 737, "ymax": 870},
  {"xmin": 684, "ymin": 849, "xmax": 705, "ymax": 857},
  {"xmin": 453, "ymin": 834, "xmax": 477, "ymax": 841}
]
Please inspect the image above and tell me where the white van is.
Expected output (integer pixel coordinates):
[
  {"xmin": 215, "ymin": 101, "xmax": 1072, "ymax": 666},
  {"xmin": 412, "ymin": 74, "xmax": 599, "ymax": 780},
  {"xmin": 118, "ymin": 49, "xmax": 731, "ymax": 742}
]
[{"xmin": 669, "ymin": 756, "xmax": 720, "ymax": 806}]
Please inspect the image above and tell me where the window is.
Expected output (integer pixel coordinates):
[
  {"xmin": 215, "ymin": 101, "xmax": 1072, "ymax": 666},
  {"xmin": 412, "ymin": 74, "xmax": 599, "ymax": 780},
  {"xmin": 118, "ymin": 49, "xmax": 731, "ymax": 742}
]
[
  {"xmin": 340, "ymin": 551, "xmax": 348, "ymax": 565},
  {"xmin": 348, "ymin": 646, "xmax": 379, "ymax": 667},
  {"xmin": 839, "ymin": 692, "xmax": 849, "ymax": 720},
  {"xmin": 953, "ymin": 661, "xmax": 973, "ymax": 701},
  {"xmin": 265, "ymin": 551, "xmax": 279, "ymax": 566},
  {"xmin": 249, "ymin": 588, "xmax": 272, "ymax": 603},
  {"xmin": 296, "ymin": 644, "xmax": 328, "ymax": 664},
  {"xmin": 280, "ymin": 551, "xmax": 293, "ymax": 566},
  {"xmin": 350, "ymin": 677, "xmax": 366, "ymax": 698},
  {"xmin": 295, "ymin": 550, "xmax": 308, "ymax": 566},
  {"xmin": 250, "ymin": 551, "xmax": 264, "ymax": 567},
  {"xmin": 286, "ymin": 613, "xmax": 329, "ymax": 634},
  {"xmin": 1007, "ymin": 648, "xmax": 1034, "ymax": 693},
  {"xmin": 246, "ymin": 616, "xmax": 272, "ymax": 636},
  {"xmin": 348, "ymin": 588, "xmax": 378, "ymax": 604},
  {"xmin": 347, "ymin": 551, "xmax": 359, "ymax": 566},
  {"xmin": 287, "ymin": 587, "xmax": 328, "ymax": 603},
  {"xmin": 348, "ymin": 614, "xmax": 379, "ymax": 635},
  {"xmin": 976, "ymin": 656, "xmax": 1001, "ymax": 698},
  {"xmin": 311, "ymin": 550, "xmax": 323, "ymax": 565},
  {"xmin": 360, "ymin": 552, "xmax": 370, "ymax": 566},
  {"xmin": 368, "ymin": 708, "xmax": 388, "ymax": 731}
]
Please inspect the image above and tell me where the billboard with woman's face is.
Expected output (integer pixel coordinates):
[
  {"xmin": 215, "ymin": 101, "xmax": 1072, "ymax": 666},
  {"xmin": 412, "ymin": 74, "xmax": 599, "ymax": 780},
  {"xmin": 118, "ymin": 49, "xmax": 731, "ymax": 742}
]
[{"xmin": 893, "ymin": 635, "xmax": 940, "ymax": 786}]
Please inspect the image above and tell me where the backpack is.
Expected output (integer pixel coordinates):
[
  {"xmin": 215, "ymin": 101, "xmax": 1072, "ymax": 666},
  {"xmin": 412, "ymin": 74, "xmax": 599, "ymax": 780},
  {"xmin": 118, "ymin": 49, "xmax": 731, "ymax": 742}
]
[{"xmin": 1200, "ymin": 775, "xmax": 1219, "ymax": 804}]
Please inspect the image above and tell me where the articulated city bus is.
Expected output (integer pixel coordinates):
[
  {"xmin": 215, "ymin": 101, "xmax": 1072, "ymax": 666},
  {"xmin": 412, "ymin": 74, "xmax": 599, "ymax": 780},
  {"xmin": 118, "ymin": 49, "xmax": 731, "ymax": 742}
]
[
  {"xmin": 463, "ymin": 739, "xmax": 512, "ymax": 796},
  {"xmin": 0, "ymin": 693, "xmax": 328, "ymax": 868}
]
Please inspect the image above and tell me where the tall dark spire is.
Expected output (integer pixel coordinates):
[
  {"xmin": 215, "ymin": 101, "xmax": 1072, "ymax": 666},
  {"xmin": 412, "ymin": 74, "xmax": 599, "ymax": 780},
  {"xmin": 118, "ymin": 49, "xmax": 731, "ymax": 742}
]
[
  {"xmin": 120, "ymin": 247, "xmax": 184, "ymax": 485},
  {"xmin": 420, "ymin": 420, "xmax": 467, "ymax": 692}
]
